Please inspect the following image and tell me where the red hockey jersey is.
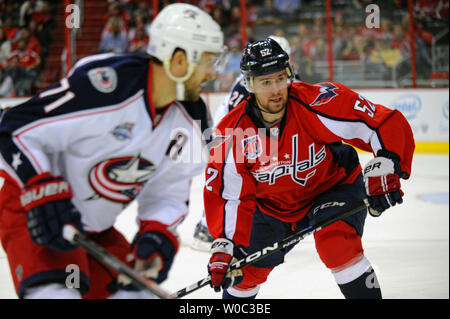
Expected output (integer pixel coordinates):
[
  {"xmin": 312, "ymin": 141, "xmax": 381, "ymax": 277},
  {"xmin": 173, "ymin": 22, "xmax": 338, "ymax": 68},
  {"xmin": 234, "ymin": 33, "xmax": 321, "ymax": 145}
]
[{"xmin": 204, "ymin": 82, "xmax": 414, "ymax": 246}]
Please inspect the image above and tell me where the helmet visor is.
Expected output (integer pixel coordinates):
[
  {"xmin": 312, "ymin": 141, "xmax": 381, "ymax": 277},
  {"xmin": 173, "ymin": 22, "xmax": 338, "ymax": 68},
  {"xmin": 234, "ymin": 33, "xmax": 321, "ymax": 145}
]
[{"xmin": 196, "ymin": 46, "xmax": 229, "ymax": 76}]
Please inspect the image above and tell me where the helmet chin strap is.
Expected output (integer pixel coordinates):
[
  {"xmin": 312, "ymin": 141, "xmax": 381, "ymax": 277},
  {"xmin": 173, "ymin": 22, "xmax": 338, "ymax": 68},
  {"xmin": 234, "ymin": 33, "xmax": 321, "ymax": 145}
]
[{"xmin": 163, "ymin": 57, "xmax": 196, "ymax": 100}]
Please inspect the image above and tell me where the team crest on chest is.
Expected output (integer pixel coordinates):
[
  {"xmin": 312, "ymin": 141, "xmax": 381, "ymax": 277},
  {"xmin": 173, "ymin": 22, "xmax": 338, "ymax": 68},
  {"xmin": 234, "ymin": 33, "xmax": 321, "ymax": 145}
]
[
  {"xmin": 252, "ymin": 134, "xmax": 326, "ymax": 186},
  {"xmin": 86, "ymin": 154, "xmax": 156, "ymax": 204}
]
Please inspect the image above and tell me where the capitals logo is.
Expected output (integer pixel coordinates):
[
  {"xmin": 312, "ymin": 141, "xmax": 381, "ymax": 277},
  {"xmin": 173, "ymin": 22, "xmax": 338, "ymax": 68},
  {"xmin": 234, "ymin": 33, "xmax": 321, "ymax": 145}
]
[
  {"xmin": 252, "ymin": 135, "xmax": 326, "ymax": 186},
  {"xmin": 86, "ymin": 155, "xmax": 156, "ymax": 204},
  {"xmin": 311, "ymin": 83, "xmax": 338, "ymax": 106}
]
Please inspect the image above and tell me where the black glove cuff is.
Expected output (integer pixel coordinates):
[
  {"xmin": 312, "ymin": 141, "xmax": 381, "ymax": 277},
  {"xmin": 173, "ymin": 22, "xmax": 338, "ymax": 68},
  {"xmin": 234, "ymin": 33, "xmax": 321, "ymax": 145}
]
[
  {"xmin": 376, "ymin": 149, "xmax": 401, "ymax": 163},
  {"xmin": 376, "ymin": 149, "xmax": 403, "ymax": 177}
]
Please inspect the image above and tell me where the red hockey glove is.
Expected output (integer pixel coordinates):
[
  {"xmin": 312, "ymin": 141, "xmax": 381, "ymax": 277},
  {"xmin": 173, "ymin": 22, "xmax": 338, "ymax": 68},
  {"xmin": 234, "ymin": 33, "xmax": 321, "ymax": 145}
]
[
  {"xmin": 208, "ymin": 238, "xmax": 243, "ymax": 292},
  {"xmin": 363, "ymin": 155, "xmax": 404, "ymax": 217},
  {"xmin": 21, "ymin": 172, "xmax": 83, "ymax": 251}
]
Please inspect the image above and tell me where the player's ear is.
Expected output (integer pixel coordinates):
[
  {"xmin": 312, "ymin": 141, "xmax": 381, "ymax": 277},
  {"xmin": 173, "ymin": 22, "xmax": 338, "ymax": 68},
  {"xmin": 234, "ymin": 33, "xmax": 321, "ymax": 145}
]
[{"xmin": 170, "ymin": 50, "xmax": 189, "ymax": 78}]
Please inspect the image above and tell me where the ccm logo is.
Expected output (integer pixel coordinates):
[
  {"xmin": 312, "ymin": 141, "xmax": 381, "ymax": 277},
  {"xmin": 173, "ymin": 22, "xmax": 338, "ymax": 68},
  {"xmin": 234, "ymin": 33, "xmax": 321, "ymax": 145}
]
[{"xmin": 313, "ymin": 201, "xmax": 346, "ymax": 214}]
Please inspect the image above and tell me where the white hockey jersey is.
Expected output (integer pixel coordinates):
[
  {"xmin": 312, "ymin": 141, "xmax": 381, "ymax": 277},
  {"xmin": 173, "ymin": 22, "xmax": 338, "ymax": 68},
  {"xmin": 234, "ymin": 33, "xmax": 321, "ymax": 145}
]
[{"xmin": 0, "ymin": 53, "xmax": 211, "ymax": 232}]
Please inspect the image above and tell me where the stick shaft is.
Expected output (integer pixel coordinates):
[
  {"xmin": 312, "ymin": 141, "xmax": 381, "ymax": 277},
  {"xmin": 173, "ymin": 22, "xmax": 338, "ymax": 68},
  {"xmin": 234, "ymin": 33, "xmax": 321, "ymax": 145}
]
[
  {"xmin": 64, "ymin": 226, "xmax": 173, "ymax": 299},
  {"xmin": 172, "ymin": 200, "xmax": 368, "ymax": 298}
]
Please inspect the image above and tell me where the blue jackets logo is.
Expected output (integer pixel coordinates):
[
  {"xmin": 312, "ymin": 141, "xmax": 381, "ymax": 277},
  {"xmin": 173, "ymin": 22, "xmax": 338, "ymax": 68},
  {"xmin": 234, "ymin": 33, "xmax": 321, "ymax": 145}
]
[
  {"xmin": 86, "ymin": 155, "xmax": 156, "ymax": 203},
  {"xmin": 87, "ymin": 67, "xmax": 118, "ymax": 93}
]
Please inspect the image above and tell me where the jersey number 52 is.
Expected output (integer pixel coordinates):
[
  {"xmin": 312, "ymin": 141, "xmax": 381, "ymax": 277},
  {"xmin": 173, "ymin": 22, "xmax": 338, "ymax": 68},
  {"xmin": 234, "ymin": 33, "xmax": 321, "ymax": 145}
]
[{"xmin": 353, "ymin": 94, "xmax": 376, "ymax": 118}]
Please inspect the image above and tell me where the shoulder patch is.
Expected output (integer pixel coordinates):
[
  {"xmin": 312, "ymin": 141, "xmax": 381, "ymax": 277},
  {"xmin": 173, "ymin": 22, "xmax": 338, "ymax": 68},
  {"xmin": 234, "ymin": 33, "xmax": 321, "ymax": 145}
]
[
  {"xmin": 87, "ymin": 67, "xmax": 118, "ymax": 93},
  {"xmin": 311, "ymin": 83, "xmax": 338, "ymax": 106}
]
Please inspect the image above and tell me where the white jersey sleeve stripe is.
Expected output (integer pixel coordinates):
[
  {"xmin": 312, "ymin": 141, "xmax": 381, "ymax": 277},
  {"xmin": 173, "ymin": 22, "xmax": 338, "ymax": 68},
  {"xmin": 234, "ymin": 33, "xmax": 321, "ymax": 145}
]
[
  {"xmin": 222, "ymin": 147, "xmax": 242, "ymax": 240},
  {"xmin": 317, "ymin": 115, "xmax": 383, "ymax": 154}
]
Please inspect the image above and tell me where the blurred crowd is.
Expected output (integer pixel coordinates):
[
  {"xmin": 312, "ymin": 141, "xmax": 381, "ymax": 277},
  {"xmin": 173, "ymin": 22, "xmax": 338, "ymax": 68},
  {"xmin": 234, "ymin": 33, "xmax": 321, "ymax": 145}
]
[
  {"xmin": 0, "ymin": 0, "xmax": 54, "ymax": 97},
  {"xmin": 1, "ymin": 0, "xmax": 448, "ymax": 97},
  {"xmin": 97, "ymin": 0, "xmax": 447, "ymax": 89}
]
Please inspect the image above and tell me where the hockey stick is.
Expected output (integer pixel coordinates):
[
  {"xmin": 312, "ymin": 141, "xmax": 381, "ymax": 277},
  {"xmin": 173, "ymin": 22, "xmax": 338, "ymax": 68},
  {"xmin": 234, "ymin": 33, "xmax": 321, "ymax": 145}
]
[
  {"xmin": 62, "ymin": 224, "xmax": 174, "ymax": 299},
  {"xmin": 172, "ymin": 199, "xmax": 368, "ymax": 298}
]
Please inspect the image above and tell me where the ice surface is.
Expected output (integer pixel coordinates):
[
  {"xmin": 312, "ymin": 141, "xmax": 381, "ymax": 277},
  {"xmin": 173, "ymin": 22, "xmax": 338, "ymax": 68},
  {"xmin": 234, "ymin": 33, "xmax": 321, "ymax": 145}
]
[{"xmin": 0, "ymin": 154, "xmax": 448, "ymax": 299}]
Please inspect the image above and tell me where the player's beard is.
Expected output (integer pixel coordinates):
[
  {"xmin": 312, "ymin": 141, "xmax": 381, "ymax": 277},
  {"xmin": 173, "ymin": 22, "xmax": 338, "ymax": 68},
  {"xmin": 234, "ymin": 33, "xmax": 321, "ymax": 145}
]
[
  {"xmin": 183, "ymin": 78, "xmax": 201, "ymax": 102},
  {"xmin": 256, "ymin": 92, "xmax": 288, "ymax": 115}
]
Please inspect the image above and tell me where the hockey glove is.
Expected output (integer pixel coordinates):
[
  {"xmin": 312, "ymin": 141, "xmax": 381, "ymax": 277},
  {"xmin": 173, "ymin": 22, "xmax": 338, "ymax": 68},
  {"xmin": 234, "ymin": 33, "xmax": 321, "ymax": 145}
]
[
  {"xmin": 21, "ymin": 172, "xmax": 83, "ymax": 251},
  {"xmin": 129, "ymin": 222, "xmax": 178, "ymax": 285},
  {"xmin": 208, "ymin": 238, "xmax": 243, "ymax": 292},
  {"xmin": 363, "ymin": 151, "xmax": 404, "ymax": 217}
]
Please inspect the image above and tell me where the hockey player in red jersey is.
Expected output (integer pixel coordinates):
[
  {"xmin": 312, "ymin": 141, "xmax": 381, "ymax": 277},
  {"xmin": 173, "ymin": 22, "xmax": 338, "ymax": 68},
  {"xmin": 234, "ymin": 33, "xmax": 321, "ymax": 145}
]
[
  {"xmin": 204, "ymin": 38, "xmax": 414, "ymax": 299},
  {"xmin": 0, "ymin": 3, "xmax": 224, "ymax": 299},
  {"xmin": 192, "ymin": 35, "xmax": 301, "ymax": 252}
]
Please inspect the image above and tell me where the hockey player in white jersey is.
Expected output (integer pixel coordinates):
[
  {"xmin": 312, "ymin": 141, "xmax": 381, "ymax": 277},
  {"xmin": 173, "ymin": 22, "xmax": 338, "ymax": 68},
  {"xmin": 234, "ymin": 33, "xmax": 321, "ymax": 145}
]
[
  {"xmin": 191, "ymin": 35, "xmax": 300, "ymax": 251},
  {"xmin": 0, "ymin": 3, "xmax": 223, "ymax": 299}
]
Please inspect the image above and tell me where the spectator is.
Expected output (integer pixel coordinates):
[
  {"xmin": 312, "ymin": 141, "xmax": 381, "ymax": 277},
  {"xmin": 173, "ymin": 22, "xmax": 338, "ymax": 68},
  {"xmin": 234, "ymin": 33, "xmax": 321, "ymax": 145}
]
[
  {"xmin": 222, "ymin": 38, "xmax": 241, "ymax": 79},
  {"xmin": 30, "ymin": 0, "xmax": 53, "ymax": 46},
  {"xmin": 127, "ymin": 12, "xmax": 147, "ymax": 40},
  {"xmin": 103, "ymin": 0, "xmax": 132, "ymax": 29},
  {"xmin": 19, "ymin": 0, "xmax": 43, "ymax": 27},
  {"xmin": 0, "ymin": 1, "xmax": 20, "ymax": 26},
  {"xmin": 5, "ymin": 55, "xmax": 31, "ymax": 96},
  {"xmin": 128, "ymin": 23, "xmax": 148, "ymax": 54},
  {"xmin": 227, "ymin": 5, "xmax": 242, "ymax": 39},
  {"xmin": 339, "ymin": 37, "xmax": 361, "ymax": 61},
  {"xmin": 31, "ymin": 0, "xmax": 52, "ymax": 27},
  {"xmin": 0, "ymin": 63, "xmax": 14, "ymax": 97},
  {"xmin": 0, "ymin": 28, "xmax": 12, "ymax": 66},
  {"xmin": 132, "ymin": 1, "xmax": 153, "ymax": 23},
  {"xmin": 273, "ymin": 0, "xmax": 300, "ymax": 18},
  {"xmin": 391, "ymin": 24, "xmax": 409, "ymax": 56},
  {"xmin": 255, "ymin": 0, "xmax": 283, "ymax": 25},
  {"xmin": 296, "ymin": 23, "xmax": 315, "ymax": 57},
  {"xmin": 310, "ymin": 13, "xmax": 326, "ymax": 38},
  {"xmin": 99, "ymin": 15, "xmax": 128, "ymax": 54},
  {"xmin": 309, "ymin": 37, "xmax": 328, "ymax": 62},
  {"xmin": 367, "ymin": 38, "xmax": 403, "ymax": 79},
  {"xmin": 2, "ymin": 17, "xmax": 19, "ymax": 41},
  {"xmin": 289, "ymin": 35, "xmax": 302, "ymax": 71},
  {"xmin": 8, "ymin": 39, "xmax": 41, "ymax": 79},
  {"xmin": 28, "ymin": 18, "xmax": 50, "ymax": 59},
  {"xmin": 211, "ymin": 4, "xmax": 229, "ymax": 32},
  {"xmin": 11, "ymin": 27, "xmax": 41, "ymax": 56}
]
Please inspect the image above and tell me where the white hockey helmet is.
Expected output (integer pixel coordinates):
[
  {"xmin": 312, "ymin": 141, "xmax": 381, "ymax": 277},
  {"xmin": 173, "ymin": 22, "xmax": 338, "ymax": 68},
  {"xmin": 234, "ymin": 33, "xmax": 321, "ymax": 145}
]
[
  {"xmin": 268, "ymin": 35, "xmax": 291, "ymax": 56},
  {"xmin": 148, "ymin": 3, "xmax": 224, "ymax": 66}
]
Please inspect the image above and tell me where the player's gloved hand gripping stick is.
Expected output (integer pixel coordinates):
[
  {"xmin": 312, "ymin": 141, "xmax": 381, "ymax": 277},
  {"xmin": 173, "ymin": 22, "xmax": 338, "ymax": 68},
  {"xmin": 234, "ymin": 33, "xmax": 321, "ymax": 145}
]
[
  {"xmin": 63, "ymin": 224, "xmax": 174, "ymax": 299},
  {"xmin": 363, "ymin": 151, "xmax": 404, "ymax": 217},
  {"xmin": 172, "ymin": 199, "xmax": 369, "ymax": 298}
]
